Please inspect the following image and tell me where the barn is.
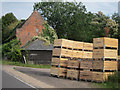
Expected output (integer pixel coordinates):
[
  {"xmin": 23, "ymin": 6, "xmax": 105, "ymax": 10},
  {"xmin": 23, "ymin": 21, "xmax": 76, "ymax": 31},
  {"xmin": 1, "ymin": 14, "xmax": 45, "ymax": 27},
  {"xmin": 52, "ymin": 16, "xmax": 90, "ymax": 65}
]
[{"xmin": 22, "ymin": 39, "xmax": 53, "ymax": 65}]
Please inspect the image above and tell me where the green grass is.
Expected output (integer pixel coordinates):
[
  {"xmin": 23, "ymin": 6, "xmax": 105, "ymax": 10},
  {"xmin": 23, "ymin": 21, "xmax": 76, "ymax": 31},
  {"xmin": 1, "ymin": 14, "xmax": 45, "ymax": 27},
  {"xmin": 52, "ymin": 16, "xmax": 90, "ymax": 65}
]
[{"xmin": 1, "ymin": 60, "xmax": 51, "ymax": 69}]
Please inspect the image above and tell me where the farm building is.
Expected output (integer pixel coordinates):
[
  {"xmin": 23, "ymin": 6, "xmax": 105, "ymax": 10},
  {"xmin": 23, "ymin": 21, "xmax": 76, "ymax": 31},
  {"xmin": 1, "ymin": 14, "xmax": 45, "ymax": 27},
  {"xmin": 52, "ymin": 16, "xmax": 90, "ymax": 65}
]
[{"xmin": 22, "ymin": 39, "xmax": 53, "ymax": 64}]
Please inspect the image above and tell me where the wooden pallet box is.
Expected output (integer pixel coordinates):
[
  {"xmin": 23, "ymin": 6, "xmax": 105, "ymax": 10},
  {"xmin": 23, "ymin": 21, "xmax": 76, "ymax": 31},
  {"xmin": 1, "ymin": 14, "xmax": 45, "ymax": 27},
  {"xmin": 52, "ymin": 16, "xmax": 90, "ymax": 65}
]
[
  {"xmin": 93, "ymin": 60, "xmax": 118, "ymax": 71},
  {"xmin": 83, "ymin": 42, "xmax": 93, "ymax": 51},
  {"xmin": 72, "ymin": 50, "xmax": 83, "ymax": 58},
  {"xmin": 73, "ymin": 41, "xmax": 84, "ymax": 50},
  {"xmin": 67, "ymin": 69, "xmax": 79, "ymax": 80},
  {"xmin": 80, "ymin": 70, "xmax": 92, "ymax": 81},
  {"xmin": 80, "ymin": 59, "xmax": 92, "ymax": 69},
  {"xmin": 93, "ymin": 49, "xmax": 118, "ymax": 59},
  {"xmin": 83, "ymin": 51, "xmax": 93, "ymax": 59},
  {"xmin": 93, "ymin": 37, "xmax": 118, "ymax": 49},
  {"xmin": 54, "ymin": 39, "xmax": 74, "ymax": 49},
  {"xmin": 50, "ymin": 67, "xmax": 67, "ymax": 77},
  {"xmin": 53, "ymin": 48, "xmax": 72, "ymax": 57},
  {"xmin": 92, "ymin": 71, "xmax": 114, "ymax": 82},
  {"xmin": 67, "ymin": 60, "xmax": 80, "ymax": 68},
  {"xmin": 51, "ymin": 58, "xmax": 68, "ymax": 67}
]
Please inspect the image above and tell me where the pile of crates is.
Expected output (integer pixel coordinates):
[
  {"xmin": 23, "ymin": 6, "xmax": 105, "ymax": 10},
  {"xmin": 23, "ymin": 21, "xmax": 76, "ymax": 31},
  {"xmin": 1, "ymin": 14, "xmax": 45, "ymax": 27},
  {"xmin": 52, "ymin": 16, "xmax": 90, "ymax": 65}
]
[
  {"xmin": 92, "ymin": 37, "xmax": 118, "ymax": 82},
  {"xmin": 50, "ymin": 37, "xmax": 118, "ymax": 82}
]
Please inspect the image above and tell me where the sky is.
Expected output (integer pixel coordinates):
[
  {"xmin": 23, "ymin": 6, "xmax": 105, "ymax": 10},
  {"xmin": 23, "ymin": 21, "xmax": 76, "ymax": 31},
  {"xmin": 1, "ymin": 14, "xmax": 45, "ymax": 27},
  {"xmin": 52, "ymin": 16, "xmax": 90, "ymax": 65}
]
[{"xmin": 1, "ymin": 2, "xmax": 119, "ymax": 20}]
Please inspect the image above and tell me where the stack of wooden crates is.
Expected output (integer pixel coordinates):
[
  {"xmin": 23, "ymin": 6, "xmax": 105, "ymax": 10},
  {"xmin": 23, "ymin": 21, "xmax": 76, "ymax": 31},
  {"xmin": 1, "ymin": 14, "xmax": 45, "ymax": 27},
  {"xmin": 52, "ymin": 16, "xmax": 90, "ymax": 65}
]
[
  {"xmin": 92, "ymin": 37, "xmax": 118, "ymax": 82},
  {"xmin": 80, "ymin": 43, "xmax": 93, "ymax": 81}
]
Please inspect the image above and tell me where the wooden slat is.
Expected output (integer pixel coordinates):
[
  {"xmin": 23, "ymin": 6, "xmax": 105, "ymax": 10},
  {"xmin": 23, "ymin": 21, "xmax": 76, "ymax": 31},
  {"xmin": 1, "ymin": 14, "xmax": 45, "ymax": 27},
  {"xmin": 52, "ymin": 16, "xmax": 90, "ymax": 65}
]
[
  {"xmin": 83, "ymin": 51, "xmax": 93, "ymax": 59},
  {"xmin": 93, "ymin": 49, "xmax": 118, "ymax": 59},
  {"xmin": 73, "ymin": 41, "xmax": 84, "ymax": 50},
  {"xmin": 80, "ymin": 59, "xmax": 92, "ymax": 69},
  {"xmin": 54, "ymin": 39, "xmax": 74, "ymax": 49},
  {"xmin": 92, "ymin": 71, "xmax": 114, "ymax": 82},
  {"xmin": 72, "ymin": 50, "xmax": 83, "ymax": 58},
  {"xmin": 58, "ymin": 68, "xmax": 67, "ymax": 77},
  {"xmin": 93, "ymin": 60, "xmax": 118, "ymax": 71},
  {"xmin": 80, "ymin": 70, "xmax": 92, "ymax": 80},
  {"xmin": 83, "ymin": 42, "xmax": 93, "ymax": 51},
  {"xmin": 93, "ymin": 37, "xmax": 118, "ymax": 48},
  {"xmin": 51, "ymin": 58, "xmax": 68, "ymax": 67},
  {"xmin": 50, "ymin": 66, "xmax": 59, "ymax": 75},
  {"xmin": 67, "ymin": 69, "xmax": 79, "ymax": 80},
  {"xmin": 53, "ymin": 48, "xmax": 72, "ymax": 57},
  {"xmin": 67, "ymin": 60, "xmax": 80, "ymax": 68}
]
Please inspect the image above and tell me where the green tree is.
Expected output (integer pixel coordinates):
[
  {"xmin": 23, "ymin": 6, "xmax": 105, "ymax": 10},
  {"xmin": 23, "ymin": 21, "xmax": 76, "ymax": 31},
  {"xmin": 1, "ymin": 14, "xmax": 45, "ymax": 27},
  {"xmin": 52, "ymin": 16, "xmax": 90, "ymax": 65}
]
[{"xmin": 2, "ymin": 13, "xmax": 19, "ymax": 43}]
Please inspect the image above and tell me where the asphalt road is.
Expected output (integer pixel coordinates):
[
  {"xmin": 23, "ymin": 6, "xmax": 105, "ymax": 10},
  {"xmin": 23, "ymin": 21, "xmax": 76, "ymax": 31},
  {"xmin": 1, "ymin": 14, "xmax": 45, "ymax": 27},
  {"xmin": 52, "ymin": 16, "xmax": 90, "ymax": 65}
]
[{"xmin": 2, "ymin": 71, "xmax": 36, "ymax": 89}]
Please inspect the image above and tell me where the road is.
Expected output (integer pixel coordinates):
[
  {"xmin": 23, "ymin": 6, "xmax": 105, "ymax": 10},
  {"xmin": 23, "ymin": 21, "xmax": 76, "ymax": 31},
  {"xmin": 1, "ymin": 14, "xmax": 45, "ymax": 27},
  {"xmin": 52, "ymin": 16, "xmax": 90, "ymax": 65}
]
[{"xmin": 2, "ymin": 71, "xmax": 36, "ymax": 89}]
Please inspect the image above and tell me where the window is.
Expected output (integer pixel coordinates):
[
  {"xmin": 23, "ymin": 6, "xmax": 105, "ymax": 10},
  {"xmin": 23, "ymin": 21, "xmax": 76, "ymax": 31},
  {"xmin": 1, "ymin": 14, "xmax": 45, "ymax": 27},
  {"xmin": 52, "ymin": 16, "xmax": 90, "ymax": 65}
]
[{"xmin": 36, "ymin": 28, "xmax": 39, "ymax": 32}]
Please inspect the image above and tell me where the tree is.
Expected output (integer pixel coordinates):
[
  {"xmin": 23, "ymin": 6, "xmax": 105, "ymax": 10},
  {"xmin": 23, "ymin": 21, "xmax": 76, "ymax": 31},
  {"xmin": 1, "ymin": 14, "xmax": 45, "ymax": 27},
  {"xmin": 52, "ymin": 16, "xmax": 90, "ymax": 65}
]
[{"xmin": 1, "ymin": 13, "xmax": 19, "ymax": 43}]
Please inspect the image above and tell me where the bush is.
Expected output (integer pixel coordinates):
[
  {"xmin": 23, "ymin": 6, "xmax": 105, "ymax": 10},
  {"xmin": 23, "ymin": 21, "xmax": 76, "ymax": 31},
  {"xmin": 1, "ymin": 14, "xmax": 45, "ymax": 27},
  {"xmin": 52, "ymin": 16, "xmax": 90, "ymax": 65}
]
[{"xmin": 2, "ymin": 38, "xmax": 23, "ymax": 62}]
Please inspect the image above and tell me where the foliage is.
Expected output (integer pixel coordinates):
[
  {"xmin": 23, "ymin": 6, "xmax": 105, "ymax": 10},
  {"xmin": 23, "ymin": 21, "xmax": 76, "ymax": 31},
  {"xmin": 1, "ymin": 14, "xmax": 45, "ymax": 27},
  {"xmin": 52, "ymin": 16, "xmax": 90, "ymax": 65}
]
[
  {"xmin": 1, "ymin": 13, "xmax": 19, "ymax": 43},
  {"xmin": 33, "ymin": 2, "xmax": 118, "ymax": 43},
  {"xmin": 2, "ymin": 39, "xmax": 23, "ymax": 62},
  {"xmin": 1, "ymin": 60, "xmax": 51, "ymax": 69}
]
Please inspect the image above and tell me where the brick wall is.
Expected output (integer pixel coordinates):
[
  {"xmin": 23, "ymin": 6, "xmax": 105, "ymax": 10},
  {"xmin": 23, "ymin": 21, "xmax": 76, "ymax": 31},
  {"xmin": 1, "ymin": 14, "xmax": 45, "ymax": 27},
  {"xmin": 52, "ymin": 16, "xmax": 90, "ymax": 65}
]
[{"xmin": 16, "ymin": 10, "xmax": 45, "ymax": 46}]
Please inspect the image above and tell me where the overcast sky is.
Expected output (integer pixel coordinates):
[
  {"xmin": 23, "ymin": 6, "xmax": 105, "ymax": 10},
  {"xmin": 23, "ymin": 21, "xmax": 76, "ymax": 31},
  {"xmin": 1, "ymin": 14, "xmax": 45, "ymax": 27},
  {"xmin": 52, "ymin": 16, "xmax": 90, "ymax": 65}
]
[{"xmin": 1, "ymin": 2, "xmax": 118, "ymax": 20}]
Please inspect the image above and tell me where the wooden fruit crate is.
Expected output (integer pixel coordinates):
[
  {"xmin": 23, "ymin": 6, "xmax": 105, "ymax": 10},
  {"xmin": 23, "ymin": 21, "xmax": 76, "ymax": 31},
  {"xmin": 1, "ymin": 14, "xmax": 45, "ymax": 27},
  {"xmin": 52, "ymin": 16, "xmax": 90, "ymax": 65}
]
[
  {"xmin": 92, "ymin": 71, "xmax": 114, "ymax": 82},
  {"xmin": 93, "ymin": 60, "xmax": 118, "ymax": 71},
  {"xmin": 80, "ymin": 59, "xmax": 92, "ymax": 69},
  {"xmin": 50, "ymin": 67, "xmax": 67, "ymax": 77},
  {"xmin": 54, "ymin": 39, "xmax": 74, "ymax": 49},
  {"xmin": 83, "ymin": 42, "xmax": 93, "ymax": 51},
  {"xmin": 67, "ymin": 60, "xmax": 80, "ymax": 68},
  {"xmin": 93, "ymin": 49, "xmax": 118, "ymax": 59},
  {"xmin": 73, "ymin": 41, "xmax": 84, "ymax": 50},
  {"xmin": 72, "ymin": 50, "xmax": 83, "ymax": 58},
  {"xmin": 83, "ymin": 51, "xmax": 93, "ymax": 59},
  {"xmin": 93, "ymin": 37, "xmax": 118, "ymax": 49},
  {"xmin": 51, "ymin": 58, "xmax": 68, "ymax": 67},
  {"xmin": 67, "ymin": 69, "xmax": 79, "ymax": 80},
  {"xmin": 53, "ymin": 48, "xmax": 72, "ymax": 57},
  {"xmin": 80, "ymin": 70, "xmax": 92, "ymax": 81}
]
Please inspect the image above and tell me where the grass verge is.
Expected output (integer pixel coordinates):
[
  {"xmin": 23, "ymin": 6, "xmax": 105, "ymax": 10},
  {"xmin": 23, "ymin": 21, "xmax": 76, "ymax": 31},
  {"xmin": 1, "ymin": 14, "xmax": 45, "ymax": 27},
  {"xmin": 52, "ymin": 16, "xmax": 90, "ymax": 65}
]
[{"xmin": 1, "ymin": 60, "xmax": 51, "ymax": 69}]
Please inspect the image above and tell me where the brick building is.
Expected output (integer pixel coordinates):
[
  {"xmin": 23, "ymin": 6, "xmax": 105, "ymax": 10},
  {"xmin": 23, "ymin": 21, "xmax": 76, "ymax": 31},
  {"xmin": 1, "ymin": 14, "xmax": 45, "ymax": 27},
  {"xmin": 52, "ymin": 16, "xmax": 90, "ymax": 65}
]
[{"xmin": 16, "ymin": 10, "xmax": 45, "ymax": 46}]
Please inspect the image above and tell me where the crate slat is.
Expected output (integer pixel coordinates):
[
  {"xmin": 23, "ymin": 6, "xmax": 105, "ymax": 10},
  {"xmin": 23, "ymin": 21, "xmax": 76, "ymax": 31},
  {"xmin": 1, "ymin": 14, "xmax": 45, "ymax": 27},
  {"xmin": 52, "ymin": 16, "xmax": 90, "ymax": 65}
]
[
  {"xmin": 93, "ymin": 49, "xmax": 118, "ymax": 59},
  {"xmin": 92, "ymin": 71, "xmax": 114, "ymax": 82},
  {"xmin": 83, "ymin": 51, "xmax": 93, "ymax": 59},
  {"xmin": 67, "ymin": 60, "xmax": 80, "ymax": 68},
  {"xmin": 80, "ymin": 70, "xmax": 92, "ymax": 81},
  {"xmin": 93, "ymin": 60, "xmax": 118, "ymax": 71},
  {"xmin": 67, "ymin": 69, "xmax": 79, "ymax": 80},
  {"xmin": 72, "ymin": 50, "xmax": 83, "ymax": 58},
  {"xmin": 93, "ymin": 37, "xmax": 118, "ymax": 49},
  {"xmin": 73, "ymin": 41, "xmax": 84, "ymax": 50},
  {"xmin": 80, "ymin": 59, "xmax": 92, "ymax": 69},
  {"xmin": 53, "ymin": 48, "xmax": 72, "ymax": 57},
  {"xmin": 83, "ymin": 42, "xmax": 93, "ymax": 51}
]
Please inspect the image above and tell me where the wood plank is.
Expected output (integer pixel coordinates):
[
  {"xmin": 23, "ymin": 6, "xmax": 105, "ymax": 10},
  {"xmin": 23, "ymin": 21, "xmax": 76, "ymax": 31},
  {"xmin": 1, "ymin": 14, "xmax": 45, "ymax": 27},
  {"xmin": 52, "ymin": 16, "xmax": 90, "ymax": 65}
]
[
  {"xmin": 93, "ymin": 49, "xmax": 117, "ymax": 59},
  {"xmin": 93, "ymin": 60, "xmax": 118, "ymax": 71},
  {"xmin": 51, "ymin": 58, "xmax": 68, "ymax": 67},
  {"xmin": 92, "ymin": 71, "xmax": 114, "ymax": 82},
  {"xmin": 54, "ymin": 39, "xmax": 74, "ymax": 49},
  {"xmin": 72, "ymin": 50, "xmax": 83, "ymax": 58},
  {"xmin": 83, "ymin": 42, "xmax": 93, "ymax": 51},
  {"xmin": 83, "ymin": 51, "xmax": 93, "ymax": 59},
  {"xmin": 67, "ymin": 69, "xmax": 79, "ymax": 80},
  {"xmin": 93, "ymin": 37, "xmax": 118, "ymax": 48},
  {"xmin": 67, "ymin": 60, "xmax": 80, "ymax": 68},
  {"xmin": 53, "ymin": 48, "xmax": 72, "ymax": 57},
  {"xmin": 50, "ymin": 66, "xmax": 59, "ymax": 75},
  {"xmin": 80, "ymin": 59, "xmax": 92, "ymax": 69},
  {"xmin": 80, "ymin": 70, "xmax": 92, "ymax": 80},
  {"xmin": 73, "ymin": 41, "xmax": 84, "ymax": 50},
  {"xmin": 58, "ymin": 68, "xmax": 67, "ymax": 77}
]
